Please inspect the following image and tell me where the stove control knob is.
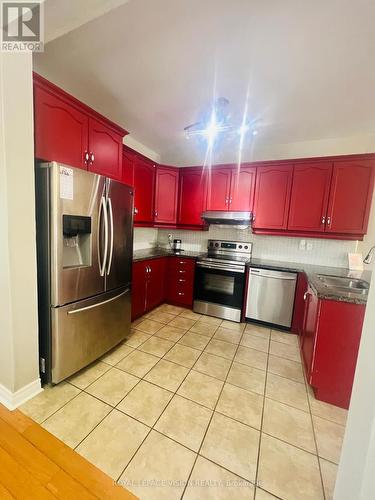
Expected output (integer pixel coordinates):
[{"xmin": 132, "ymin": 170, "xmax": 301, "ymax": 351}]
[
  {"xmin": 244, "ymin": 245, "xmax": 249, "ymax": 249},
  {"xmin": 215, "ymin": 243, "xmax": 219, "ymax": 247},
  {"xmin": 239, "ymin": 245, "xmax": 243, "ymax": 249}
]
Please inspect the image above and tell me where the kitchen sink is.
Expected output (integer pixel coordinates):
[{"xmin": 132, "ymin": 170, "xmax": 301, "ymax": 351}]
[{"xmin": 317, "ymin": 274, "xmax": 370, "ymax": 295}]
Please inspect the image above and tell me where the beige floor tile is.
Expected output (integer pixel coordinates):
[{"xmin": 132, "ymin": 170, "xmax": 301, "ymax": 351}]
[
  {"xmin": 216, "ymin": 383, "xmax": 263, "ymax": 429},
  {"xmin": 133, "ymin": 319, "xmax": 164, "ymax": 334},
  {"xmin": 164, "ymin": 344, "xmax": 201, "ymax": 368},
  {"xmin": 313, "ymin": 415, "xmax": 345, "ymax": 464},
  {"xmin": 266, "ymin": 373, "xmax": 308, "ymax": 411},
  {"xmin": 76, "ymin": 409, "xmax": 149, "ymax": 480},
  {"xmin": 258, "ymin": 434, "xmax": 324, "ymax": 500},
  {"xmin": 189, "ymin": 322, "xmax": 218, "ymax": 337},
  {"xmin": 269, "ymin": 340, "xmax": 300, "ymax": 362},
  {"xmin": 169, "ymin": 316, "xmax": 197, "ymax": 330},
  {"xmin": 117, "ymin": 380, "xmax": 173, "ymax": 426},
  {"xmin": 145, "ymin": 359, "xmax": 189, "ymax": 392},
  {"xmin": 255, "ymin": 488, "xmax": 278, "ymax": 499},
  {"xmin": 155, "ymin": 395, "xmax": 212, "ymax": 451},
  {"xmin": 235, "ymin": 346, "xmax": 268, "ymax": 371},
  {"xmin": 179, "ymin": 310, "xmax": 203, "ymax": 321},
  {"xmin": 214, "ymin": 327, "xmax": 242, "ymax": 344},
  {"xmin": 123, "ymin": 330, "xmax": 151, "ymax": 348},
  {"xmin": 201, "ymin": 412, "xmax": 260, "ymax": 481},
  {"xmin": 263, "ymin": 398, "xmax": 315, "ymax": 453},
  {"xmin": 116, "ymin": 350, "xmax": 159, "ymax": 378},
  {"xmin": 20, "ymin": 382, "xmax": 80, "ymax": 423},
  {"xmin": 155, "ymin": 324, "xmax": 186, "ymax": 342},
  {"xmin": 100, "ymin": 343, "xmax": 134, "ymax": 366},
  {"xmin": 227, "ymin": 362, "xmax": 266, "ymax": 395},
  {"xmin": 159, "ymin": 304, "xmax": 186, "ymax": 315},
  {"xmin": 131, "ymin": 317, "xmax": 143, "ymax": 326},
  {"xmin": 68, "ymin": 361, "xmax": 111, "ymax": 389},
  {"xmin": 271, "ymin": 330, "xmax": 299, "ymax": 346},
  {"xmin": 204, "ymin": 339, "xmax": 237, "ymax": 360},
  {"xmin": 120, "ymin": 430, "xmax": 196, "ymax": 500},
  {"xmin": 196, "ymin": 316, "xmax": 222, "ymax": 327},
  {"xmin": 147, "ymin": 310, "xmax": 176, "ymax": 324},
  {"xmin": 178, "ymin": 371, "xmax": 223, "ymax": 409},
  {"xmin": 308, "ymin": 387, "xmax": 348, "ymax": 426},
  {"xmin": 241, "ymin": 333, "xmax": 269, "ymax": 353},
  {"xmin": 85, "ymin": 367, "xmax": 139, "ymax": 406},
  {"xmin": 42, "ymin": 392, "xmax": 111, "ymax": 448},
  {"xmin": 320, "ymin": 458, "xmax": 338, "ymax": 500},
  {"xmin": 179, "ymin": 332, "xmax": 210, "ymax": 350},
  {"xmin": 268, "ymin": 355, "xmax": 304, "ymax": 383},
  {"xmin": 220, "ymin": 320, "xmax": 245, "ymax": 333},
  {"xmin": 184, "ymin": 456, "xmax": 254, "ymax": 500},
  {"xmin": 140, "ymin": 336, "xmax": 175, "ymax": 357},
  {"xmin": 193, "ymin": 352, "xmax": 232, "ymax": 381},
  {"xmin": 244, "ymin": 323, "xmax": 271, "ymax": 339}
]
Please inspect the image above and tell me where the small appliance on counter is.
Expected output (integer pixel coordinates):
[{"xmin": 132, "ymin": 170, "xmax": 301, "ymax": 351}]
[
  {"xmin": 193, "ymin": 240, "xmax": 252, "ymax": 322},
  {"xmin": 173, "ymin": 239, "xmax": 182, "ymax": 252}
]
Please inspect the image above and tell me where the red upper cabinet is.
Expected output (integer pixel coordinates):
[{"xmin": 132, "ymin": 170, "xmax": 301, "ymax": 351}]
[
  {"xmin": 122, "ymin": 147, "xmax": 134, "ymax": 187},
  {"xmin": 34, "ymin": 83, "xmax": 89, "ymax": 169},
  {"xmin": 133, "ymin": 156, "xmax": 156, "ymax": 223},
  {"xmin": 206, "ymin": 167, "xmax": 232, "ymax": 210},
  {"xmin": 253, "ymin": 164, "xmax": 293, "ymax": 230},
  {"xmin": 178, "ymin": 167, "xmax": 207, "ymax": 227},
  {"xmin": 326, "ymin": 160, "xmax": 375, "ymax": 234},
  {"xmin": 87, "ymin": 117, "xmax": 123, "ymax": 180},
  {"xmin": 230, "ymin": 165, "xmax": 256, "ymax": 211},
  {"xmin": 154, "ymin": 166, "xmax": 179, "ymax": 224},
  {"xmin": 288, "ymin": 162, "xmax": 333, "ymax": 232}
]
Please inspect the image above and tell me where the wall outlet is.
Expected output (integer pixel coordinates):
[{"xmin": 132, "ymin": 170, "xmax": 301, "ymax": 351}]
[
  {"xmin": 299, "ymin": 239, "xmax": 306, "ymax": 250},
  {"xmin": 306, "ymin": 242, "xmax": 313, "ymax": 251}
]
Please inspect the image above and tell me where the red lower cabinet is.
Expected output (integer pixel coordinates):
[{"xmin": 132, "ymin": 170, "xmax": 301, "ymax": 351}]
[
  {"xmin": 166, "ymin": 257, "xmax": 195, "ymax": 307},
  {"xmin": 301, "ymin": 286, "xmax": 366, "ymax": 408},
  {"xmin": 131, "ymin": 261, "xmax": 148, "ymax": 320},
  {"xmin": 131, "ymin": 258, "xmax": 166, "ymax": 320}
]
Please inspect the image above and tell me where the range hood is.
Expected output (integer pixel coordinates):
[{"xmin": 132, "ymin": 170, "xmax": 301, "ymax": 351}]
[{"xmin": 201, "ymin": 211, "xmax": 253, "ymax": 226}]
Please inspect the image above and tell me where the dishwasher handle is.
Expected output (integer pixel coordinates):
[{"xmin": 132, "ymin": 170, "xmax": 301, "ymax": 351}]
[{"xmin": 249, "ymin": 268, "xmax": 297, "ymax": 280}]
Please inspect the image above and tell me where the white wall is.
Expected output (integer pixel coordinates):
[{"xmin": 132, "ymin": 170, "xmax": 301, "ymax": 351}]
[
  {"xmin": 124, "ymin": 135, "xmax": 160, "ymax": 164},
  {"xmin": 0, "ymin": 52, "xmax": 41, "ymax": 408},
  {"xmin": 357, "ymin": 190, "xmax": 375, "ymax": 270}
]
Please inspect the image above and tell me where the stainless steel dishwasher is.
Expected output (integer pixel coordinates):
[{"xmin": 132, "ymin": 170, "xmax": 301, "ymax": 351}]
[{"xmin": 245, "ymin": 267, "xmax": 297, "ymax": 328}]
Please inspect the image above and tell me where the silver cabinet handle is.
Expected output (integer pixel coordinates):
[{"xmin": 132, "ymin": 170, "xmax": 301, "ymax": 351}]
[
  {"xmin": 229, "ymin": 197, "xmax": 232, "ymax": 205},
  {"xmin": 321, "ymin": 216, "xmax": 326, "ymax": 224},
  {"xmin": 91, "ymin": 152, "xmax": 95, "ymax": 163},
  {"xmin": 327, "ymin": 216, "xmax": 332, "ymax": 226},
  {"xmin": 134, "ymin": 207, "xmax": 139, "ymax": 215},
  {"xmin": 178, "ymin": 292, "xmax": 185, "ymax": 296},
  {"xmin": 106, "ymin": 197, "xmax": 114, "ymax": 275},
  {"xmin": 252, "ymin": 214, "xmax": 256, "ymax": 222},
  {"xmin": 98, "ymin": 196, "xmax": 108, "ymax": 277},
  {"xmin": 154, "ymin": 210, "xmax": 158, "ymax": 217},
  {"xmin": 225, "ymin": 197, "xmax": 229, "ymax": 205},
  {"xmin": 84, "ymin": 151, "xmax": 89, "ymax": 165},
  {"xmin": 68, "ymin": 289, "xmax": 129, "ymax": 315}
]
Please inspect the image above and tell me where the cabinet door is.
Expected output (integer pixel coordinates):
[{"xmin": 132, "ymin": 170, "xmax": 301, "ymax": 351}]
[
  {"xmin": 88, "ymin": 118, "xmax": 123, "ymax": 180},
  {"xmin": 326, "ymin": 160, "xmax": 375, "ymax": 234},
  {"xmin": 34, "ymin": 85, "xmax": 89, "ymax": 169},
  {"xmin": 131, "ymin": 261, "xmax": 147, "ymax": 320},
  {"xmin": 178, "ymin": 168, "xmax": 207, "ymax": 226},
  {"xmin": 288, "ymin": 162, "xmax": 332, "ymax": 231},
  {"xmin": 252, "ymin": 165, "xmax": 293, "ymax": 230},
  {"xmin": 154, "ymin": 167, "xmax": 179, "ymax": 224},
  {"xmin": 122, "ymin": 149, "xmax": 134, "ymax": 187},
  {"xmin": 206, "ymin": 167, "xmax": 232, "ymax": 210},
  {"xmin": 147, "ymin": 258, "xmax": 167, "ymax": 310},
  {"xmin": 133, "ymin": 158, "xmax": 156, "ymax": 223},
  {"xmin": 301, "ymin": 287, "xmax": 320, "ymax": 382},
  {"xmin": 230, "ymin": 165, "xmax": 256, "ymax": 211}
]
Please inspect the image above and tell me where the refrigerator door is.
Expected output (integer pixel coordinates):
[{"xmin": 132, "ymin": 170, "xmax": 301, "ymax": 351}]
[
  {"xmin": 105, "ymin": 179, "xmax": 134, "ymax": 291},
  {"xmin": 47, "ymin": 162, "xmax": 106, "ymax": 306},
  {"xmin": 51, "ymin": 286, "xmax": 131, "ymax": 383}
]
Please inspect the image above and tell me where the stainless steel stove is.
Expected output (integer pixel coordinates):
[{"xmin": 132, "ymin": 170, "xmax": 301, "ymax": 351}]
[{"xmin": 193, "ymin": 240, "xmax": 252, "ymax": 322}]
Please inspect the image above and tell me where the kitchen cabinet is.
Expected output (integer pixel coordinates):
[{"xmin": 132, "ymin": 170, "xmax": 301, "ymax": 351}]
[
  {"xmin": 301, "ymin": 286, "xmax": 366, "ymax": 408},
  {"xmin": 252, "ymin": 165, "xmax": 293, "ymax": 230},
  {"xmin": 288, "ymin": 162, "xmax": 333, "ymax": 232},
  {"xmin": 154, "ymin": 166, "xmax": 179, "ymax": 224},
  {"xmin": 131, "ymin": 258, "xmax": 167, "ymax": 320},
  {"xmin": 133, "ymin": 156, "xmax": 156, "ymax": 224},
  {"xmin": 178, "ymin": 167, "xmax": 207, "ymax": 227},
  {"xmin": 166, "ymin": 257, "xmax": 195, "ymax": 307},
  {"xmin": 206, "ymin": 167, "xmax": 232, "ymax": 210},
  {"xmin": 326, "ymin": 159, "xmax": 375, "ymax": 234},
  {"xmin": 122, "ymin": 147, "xmax": 134, "ymax": 187},
  {"xmin": 291, "ymin": 272, "xmax": 308, "ymax": 335},
  {"xmin": 33, "ymin": 74, "xmax": 126, "ymax": 178}
]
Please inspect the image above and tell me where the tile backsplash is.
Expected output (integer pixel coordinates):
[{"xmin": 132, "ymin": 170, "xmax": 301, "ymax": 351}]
[
  {"xmin": 155, "ymin": 226, "xmax": 357, "ymax": 268},
  {"xmin": 133, "ymin": 228, "xmax": 158, "ymax": 250}
]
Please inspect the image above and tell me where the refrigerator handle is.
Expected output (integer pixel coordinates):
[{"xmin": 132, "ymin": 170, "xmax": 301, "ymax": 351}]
[
  {"xmin": 98, "ymin": 196, "xmax": 109, "ymax": 276},
  {"xmin": 106, "ymin": 197, "xmax": 114, "ymax": 275},
  {"xmin": 67, "ymin": 288, "xmax": 130, "ymax": 315}
]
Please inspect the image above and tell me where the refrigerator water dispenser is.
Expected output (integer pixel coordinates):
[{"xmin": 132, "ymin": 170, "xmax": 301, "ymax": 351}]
[{"xmin": 62, "ymin": 215, "xmax": 92, "ymax": 268}]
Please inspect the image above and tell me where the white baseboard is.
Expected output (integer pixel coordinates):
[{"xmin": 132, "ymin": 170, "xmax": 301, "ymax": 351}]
[{"xmin": 0, "ymin": 379, "xmax": 43, "ymax": 410}]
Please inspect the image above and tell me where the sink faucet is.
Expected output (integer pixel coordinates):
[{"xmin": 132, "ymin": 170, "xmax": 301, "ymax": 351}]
[{"xmin": 363, "ymin": 245, "xmax": 375, "ymax": 264}]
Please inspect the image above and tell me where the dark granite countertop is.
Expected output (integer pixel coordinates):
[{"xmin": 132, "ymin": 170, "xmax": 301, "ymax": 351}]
[
  {"xmin": 133, "ymin": 248, "xmax": 204, "ymax": 262},
  {"xmin": 248, "ymin": 258, "xmax": 371, "ymax": 305}
]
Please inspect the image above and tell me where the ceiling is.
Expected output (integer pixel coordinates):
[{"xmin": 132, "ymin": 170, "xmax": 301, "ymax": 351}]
[{"xmin": 34, "ymin": 0, "xmax": 375, "ymax": 165}]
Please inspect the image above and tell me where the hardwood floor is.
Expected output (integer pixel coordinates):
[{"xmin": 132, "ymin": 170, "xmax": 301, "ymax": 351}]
[{"xmin": 0, "ymin": 404, "xmax": 137, "ymax": 499}]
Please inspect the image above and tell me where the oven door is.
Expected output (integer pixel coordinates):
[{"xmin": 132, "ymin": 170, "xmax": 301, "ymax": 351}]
[{"xmin": 194, "ymin": 262, "xmax": 245, "ymax": 309}]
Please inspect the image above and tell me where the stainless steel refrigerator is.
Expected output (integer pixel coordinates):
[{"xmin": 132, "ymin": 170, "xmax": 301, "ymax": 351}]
[{"xmin": 35, "ymin": 162, "xmax": 133, "ymax": 384}]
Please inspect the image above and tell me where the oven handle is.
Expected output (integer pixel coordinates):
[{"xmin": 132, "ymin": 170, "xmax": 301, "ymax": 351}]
[{"xmin": 196, "ymin": 262, "xmax": 245, "ymax": 273}]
